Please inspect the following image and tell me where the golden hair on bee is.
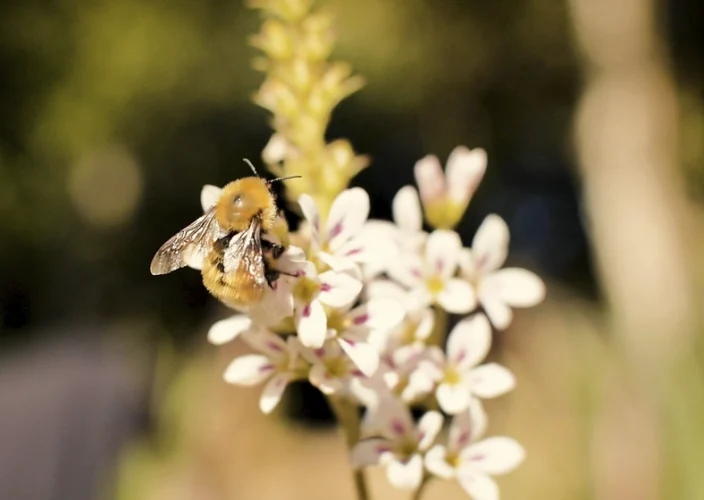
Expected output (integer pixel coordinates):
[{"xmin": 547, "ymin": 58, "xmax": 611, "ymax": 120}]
[{"xmin": 214, "ymin": 159, "xmax": 301, "ymax": 233}]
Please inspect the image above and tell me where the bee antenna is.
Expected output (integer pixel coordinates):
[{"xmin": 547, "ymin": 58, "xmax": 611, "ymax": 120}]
[
  {"xmin": 243, "ymin": 158, "xmax": 259, "ymax": 176},
  {"xmin": 267, "ymin": 175, "xmax": 302, "ymax": 184}
]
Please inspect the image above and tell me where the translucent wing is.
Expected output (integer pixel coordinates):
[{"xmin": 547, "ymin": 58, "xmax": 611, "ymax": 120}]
[
  {"xmin": 222, "ymin": 218, "xmax": 267, "ymax": 292},
  {"xmin": 150, "ymin": 209, "xmax": 222, "ymax": 275}
]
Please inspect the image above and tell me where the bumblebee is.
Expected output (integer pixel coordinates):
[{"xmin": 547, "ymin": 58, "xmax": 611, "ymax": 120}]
[{"xmin": 150, "ymin": 160, "xmax": 299, "ymax": 307}]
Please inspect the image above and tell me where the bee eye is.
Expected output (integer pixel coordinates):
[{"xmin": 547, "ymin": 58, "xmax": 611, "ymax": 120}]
[{"xmin": 233, "ymin": 195, "xmax": 243, "ymax": 207}]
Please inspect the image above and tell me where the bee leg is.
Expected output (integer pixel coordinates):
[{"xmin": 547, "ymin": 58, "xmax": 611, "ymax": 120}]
[
  {"xmin": 265, "ymin": 269, "xmax": 280, "ymax": 289},
  {"xmin": 261, "ymin": 239, "xmax": 285, "ymax": 259},
  {"xmin": 264, "ymin": 268, "xmax": 298, "ymax": 289}
]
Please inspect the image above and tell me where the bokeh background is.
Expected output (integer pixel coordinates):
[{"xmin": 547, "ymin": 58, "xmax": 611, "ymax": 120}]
[{"xmin": 2, "ymin": 0, "xmax": 704, "ymax": 499}]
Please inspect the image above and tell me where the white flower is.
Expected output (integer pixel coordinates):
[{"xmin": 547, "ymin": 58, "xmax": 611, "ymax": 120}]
[
  {"xmin": 365, "ymin": 280, "xmax": 434, "ymax": 353},
  {"xmin": 223, "ymin": 330, "xmax": 308, "ymax": 414},
  {"xmin": 363, "ymin": 185, "xmax": 427, "ymax": 259},
  {"xmin": 417, "ymin": 314, "xmax": 515, "ymax": 415},
  {"xmin": 292, "ymin": 261, "xmax": 363, "ymax": 348},
  {"xmin": 245, "ymin": 245, "xmax": 307, "ymax": 326},
  {"xmin": 299, "ymin": 339, "xmax": 364, "ymax": 395},
  {"xmin": 413, "ymin": 146, "xmax": 486, "ymax": 229},
  {"xmin": 352, "ymin": 397, "xmax": 443, "ymax": 490},
  {"xmin": 327, "ymin": 298, "xmax": 405, "ymax": 376},
  {"xmin": 207, "ymin": 314, "xmax": 253, "ymax": 345},
  {"xmin": 460, "ymin": 214, "xmax": 545, "ymax": 329},
  {"xmin": 299, "ymin": 187, "xmax": 386, "ymax": 272},
  {"xmin": 425, "ymin": 399, "xmax": 525, "ymax": 500},
  {"xmin": 387, "ymin": 229, "xmax": 475, "ymax": 314}
]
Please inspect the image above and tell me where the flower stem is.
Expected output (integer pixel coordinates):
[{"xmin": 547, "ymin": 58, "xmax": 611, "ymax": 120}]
[
  {"xmin": 327, "ymin": 395, "xmax": 371, "ymax": 500},
  {"xmin": 411, "ymin": 476, "xmax": 432, "ymax": 500},
  {"xmin": 429, "ymin": 305, "xmax": 448, "ymax": 348}
]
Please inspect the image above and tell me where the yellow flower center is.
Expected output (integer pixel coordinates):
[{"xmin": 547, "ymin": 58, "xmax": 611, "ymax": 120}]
[
  {"xmin": 324, "ymin": 355, "xmax": 349, "ymax": 378},
  {"xmin": 327, "ymin": 310, "xmax": 351, "ymax": 333},
  {"xmin": 446, "ymin": 451, "xmax": 461, "ymax": 468},
  {"xmin": 425, "ymin": 275, "xmax": 445, "ymax": 296},
  {"xmin": 293, "ymin": 276, "xmax": 321, "ymax": 303},
  {"xmin": 443, "ymin": 367, "xmax": 462, "ymax": 386},
  {"xmin": 395, "ymin": 438, "xmax": 418, "ymax": 459}
]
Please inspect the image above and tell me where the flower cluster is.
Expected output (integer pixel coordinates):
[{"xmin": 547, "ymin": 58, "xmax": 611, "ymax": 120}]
[{"xmin": 205, "ymin": 145, "xmax": 545, "ymax": 499}]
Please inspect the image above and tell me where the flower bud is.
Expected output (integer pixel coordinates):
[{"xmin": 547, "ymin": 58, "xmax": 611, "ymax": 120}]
[
  {"xmin": 414, "ymin": 146, "xmax": 487, "ymax": 229},
  {"xmin": 262, "ymin": 133, "xmax": 289, "ymax": 164},
  {"xmin": 301, "ymin": 13, "xmax": 334, "ymax": 61},
  {"xmin": 250, "ymin": 19, "xmax": 292, "ymax": 60}
]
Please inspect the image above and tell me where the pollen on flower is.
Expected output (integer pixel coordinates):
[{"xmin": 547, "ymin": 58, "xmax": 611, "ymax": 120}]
[
  {"xmin": 327, "ymin": 310, "xmax": 351, "ymax": 333},
  {"xmin": 445, "ymin": 450, "xmax": 461, "ymax": 468},
  {"xmin": 293, "ymin": 276, "xmax": 322, "ymax": 303},
  {"xmin": 324, "ymin": 356, "xmax": 349, "ymax": 378},
  {"xmin": 396, "ymin": 438, "xmax": 419, "ymax": 459},
  {"xmin": 426, "ymin": 275, "xmax": 445, "ymax": 295},
  {"xmin": 443, "ymin": 367, "xmax": 463, "ymax": 386}
]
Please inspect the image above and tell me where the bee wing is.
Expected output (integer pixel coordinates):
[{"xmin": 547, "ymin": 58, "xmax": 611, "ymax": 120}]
[
  {"xmin": 150, "ymin": 209, "xmax": 222, "ymax": 275},
  {"xmin": 222, "ymin": 218, "xmax": 267, "ymax": 289}
]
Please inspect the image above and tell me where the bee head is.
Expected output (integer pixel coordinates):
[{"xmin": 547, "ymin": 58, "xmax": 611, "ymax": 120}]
[{"xmin": 216, "ymin": 177, "xmax": 277, "ymax": 233}]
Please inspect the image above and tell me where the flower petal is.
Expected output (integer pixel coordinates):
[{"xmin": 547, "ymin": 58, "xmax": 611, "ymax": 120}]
[
  {"xmin": 259, "ymin": 373, "xmax": 291, "ymax": 414},
  {"xmin": 365, "ymin": 279, "xmax": 407, "ymax": 302},
  {"xmin": 457, "ymin": 470, "xmax": 499, "ymax": 500},
  {"xmin": 480, "ymin": 294, "xmax": 513, "ymax": 330},
  {"xmin": 207, "ymin": 315, "xmax": 252, "ymax": 345},
  {"xmin": 386, "ymin": 454, "xmax": 424, "ymax": 490},
  {"xmin": 338, "ymin": 337, "xmax": 379, "ymax": 377},
  {"xmin": 318, "ymin": 271, "xmax": 363, "ymax": 308},
  {"xmin": 414, "ymin": 155, "xmax": 445, "ymax": 205},
  {"xmin": 309, "ymin": 363, "xmax": 343, "ymax": 394},
  {"xmin": 414, "ymin": 308, "xmax": 435, "ymax": 341},
  {"xmin": 351, "ymin": 438, "xmax": 392, "ymax": 467},
  {"xmin": 446, "ymin": 313, "xmax": 492, "ymax": 369},
  {"xmin": 436, "ymin": 382, "xmax": 472, "ymax": 415},
  {"xmin": 449, "ymin": 398, "xmax": 488, "ymax": 452},
  {"xmin": 483, "ymin": 268, "xmax": 546, "ymax": 307},
  {"xmin": 458, "ymin": 248, "xmax": 477, "ymax": 280},
  {"xmin": 417, "ymin": 410, "xmax": 443, "ymax": 450},
  {"xmin": 445, "ymin": 146, "xmax": 487, "ymax": 204},
  {"xmin": 376, "ymin": 397, "xmax": 415, "ymax": 439},
  {"xmin": 223, "ymin": 355, "xmax": 274, "ymax": 386},
  {"xmin": 350, "ymin": 298, "xmax": 406, "ymax": 333},
  {"xmin": 200, "ymin": 184, "xmax": 222, "ymax": 212},
  {"xmin": 461, "ymin": 437, "xmax": 525, "ymax": 475},
  {"xmin": 424, "ymin": 445, "xmax": 456, "ymax": 479},
  {"xmin": 326, "ymin": 187, "xmax": 370, "ymax": 251},
  {"xmin": 298, "ymin": 194, "xmax": 321, "ymax": 247},
  {"xmin": 387, "ymin": 254, "xmax": 425, "ymax": 289},
  {"xmin": 472, "ymin": 214, "xmax": 509, "ymax": 274},
  {"xmin": 417, "ymin": 355, "xmax": 445, "ymax": 382},
  {"xmin": 242, "ymin": 330, "xmax": 289, "ymax": 359},
  {"xmin": 470, "ymin": 363, "xmax": 516, "ymax": 398},
  {"xmin": 437, "ymin": 279, "xmax": 476, "ymax": 314},
  {"xmin": 295, "ymin": 299, "xmax": 328, "ymax": 348},
  {"xmin": 402, "ymin": 368, "xmax": 436, "ymax": 402},
  {"xmin": 392, "ymin": 186, "xmax": 423, "ymax": 233},
  {"xmin": 425, "ymin": 229, "xmax": 462, "ymax": 279}
]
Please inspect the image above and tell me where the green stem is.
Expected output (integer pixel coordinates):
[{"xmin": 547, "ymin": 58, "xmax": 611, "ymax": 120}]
[
  {"xmin": 429, "ymin": 305, "xmax": 448, "ymax": 348},
  {"xmin": 411, "ymin": 476, "xmax": 432, "ymax": 500},
  {"xmin": 328, "ymin": 396, "xmax": 371, "ymax": 500}
]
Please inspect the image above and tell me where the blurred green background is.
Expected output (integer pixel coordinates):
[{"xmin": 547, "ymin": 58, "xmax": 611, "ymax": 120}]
[{"xmin": 1, "ymin": 0, "xmax": 704, "ymax": 499}]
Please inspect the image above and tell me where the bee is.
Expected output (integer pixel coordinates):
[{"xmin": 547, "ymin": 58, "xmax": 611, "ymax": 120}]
[{"xmin": 150, "ymin": 159, "xmax": 300, "ymax": 307}]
